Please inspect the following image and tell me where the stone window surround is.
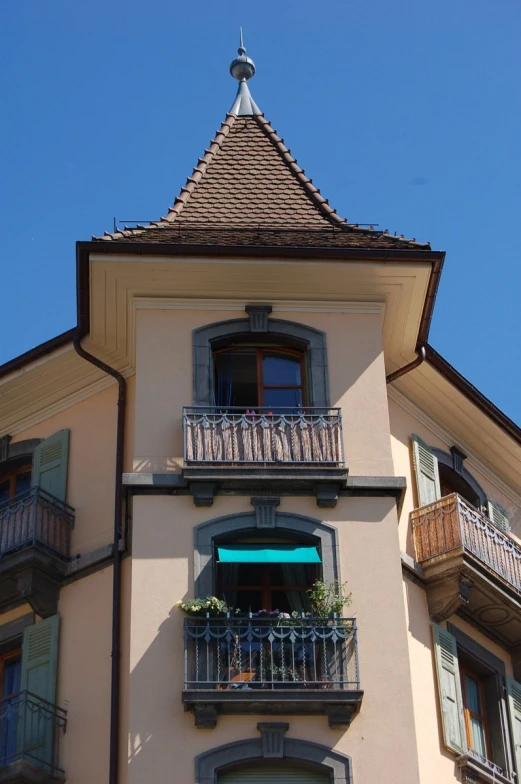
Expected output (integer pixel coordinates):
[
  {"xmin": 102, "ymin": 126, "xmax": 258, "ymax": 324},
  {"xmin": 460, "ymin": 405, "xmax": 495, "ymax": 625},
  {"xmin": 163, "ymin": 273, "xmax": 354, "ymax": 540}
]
[
  {"xmin": 192, "ymin": 315, "xmax": 330, "ymax": 407},
  {"xmin": 432, "ymin": 447, "xmax": 487, "ymax": 508},
  {"xmin": 0, "ymin": 438, "xmax": 41, "ymax": 471},
  {"xmin": 194, "ymin": 509, "xmax": 340, "ymax": 599},
  {"xmin": 195, "ymin": 732, "xmax": 353, "ymax": 783}
]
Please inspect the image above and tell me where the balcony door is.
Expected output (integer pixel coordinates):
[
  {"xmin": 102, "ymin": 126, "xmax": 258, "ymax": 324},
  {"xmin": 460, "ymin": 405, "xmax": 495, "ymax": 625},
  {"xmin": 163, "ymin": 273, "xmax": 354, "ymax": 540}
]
[
  {"xmin": 213, "ymin": 347, "xmax": 305, "ymax": 409},
  {"xmin": 0, "ymin": 650, "xmax": 21, "ymax": 765}
]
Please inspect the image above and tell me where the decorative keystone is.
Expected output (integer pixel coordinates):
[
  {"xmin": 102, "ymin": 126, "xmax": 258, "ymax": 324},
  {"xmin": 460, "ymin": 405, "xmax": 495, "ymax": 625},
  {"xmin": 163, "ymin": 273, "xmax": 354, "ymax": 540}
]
[
  {"xmin": 245, "ymin": 304, "xmax": 272, "ymax": 333},
  {"xmin": 0, "ymin": 434, "xmax": 11, "ymax": 463},
  {"xmin": 257, "ymin": 723, "xmax": 289, "ymax": 757},
  {"xmin": 450, "ymin": 445, "xmax": 467, "ymax": 475},
  {"xmin": 251, "ymin": 497, "xmax": 280, "ymax": 528}
]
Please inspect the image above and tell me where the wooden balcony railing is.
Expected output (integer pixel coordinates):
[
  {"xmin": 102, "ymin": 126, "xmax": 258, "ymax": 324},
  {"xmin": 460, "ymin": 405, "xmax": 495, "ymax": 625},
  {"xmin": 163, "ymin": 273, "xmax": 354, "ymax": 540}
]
[
  {"xmin": 411, "ymin": 493, "xmax": 521, "ymax": 593},
  {"xmin": 183, "ymin": 407, "xmax": 344, "ymax": 465},
  {"xmin": 0, "ymin": 487, "xmax": 74, "ymax": 560}
]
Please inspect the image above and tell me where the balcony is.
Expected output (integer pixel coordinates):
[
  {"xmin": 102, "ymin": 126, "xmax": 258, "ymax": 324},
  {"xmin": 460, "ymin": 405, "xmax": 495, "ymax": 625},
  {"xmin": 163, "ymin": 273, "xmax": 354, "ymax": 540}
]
[
  {"xmin": 411, "ymin": 493, "xmax": 521, "ymax": 666},
  {"xmin": 182, "ymin": 407, "xmax": 348, "ymax": 506},
  {"xmin": 182, "ymin": 616, "xmax": 363, "ymax": 728},
  {"xmin": 0, "ymin": 691, "xmax": 67, "ymax": 783},
  {"xmin": 0, "ymin": 488, "xmax": 74, "ymax": 618}
]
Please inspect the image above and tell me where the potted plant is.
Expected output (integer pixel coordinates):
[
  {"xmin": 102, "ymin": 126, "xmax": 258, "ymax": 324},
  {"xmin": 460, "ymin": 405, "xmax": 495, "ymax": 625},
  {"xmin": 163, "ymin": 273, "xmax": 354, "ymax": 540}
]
[
  {"xmin": 307, "ymin": 580, "xmax": 352, "ymax": 620},
  {"xmin": 175, "ymin": 596, "xmax": 229, "ymax": 617}
]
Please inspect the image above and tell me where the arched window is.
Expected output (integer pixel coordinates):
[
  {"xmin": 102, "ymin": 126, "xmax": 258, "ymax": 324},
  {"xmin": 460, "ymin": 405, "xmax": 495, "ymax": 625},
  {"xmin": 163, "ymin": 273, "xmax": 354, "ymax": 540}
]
[{"xmin": 215, "ymin": 530, "xmax": 321, "ymax": 614}]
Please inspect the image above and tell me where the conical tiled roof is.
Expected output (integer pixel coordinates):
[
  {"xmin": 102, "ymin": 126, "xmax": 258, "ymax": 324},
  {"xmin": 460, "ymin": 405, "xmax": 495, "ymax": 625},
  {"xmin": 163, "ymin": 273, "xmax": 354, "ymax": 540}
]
[{"xmin": 97, "ymin": 44, "xmax": 428, "ymax": 250}]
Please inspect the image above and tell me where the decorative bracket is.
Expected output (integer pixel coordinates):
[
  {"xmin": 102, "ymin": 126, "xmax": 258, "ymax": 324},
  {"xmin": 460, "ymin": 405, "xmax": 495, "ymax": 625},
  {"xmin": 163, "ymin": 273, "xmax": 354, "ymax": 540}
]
[
  {"xmin": 245, "ymin": 304, "xmax": 272, "ymax": 333},
  {"xmin": 194, "ymin": 704, "xmax": 218, "ymax": 729},
  {"xmin": 191, "ymin": 483, "xmax": 218, "ymax": 507},
  {"xmin": 315, "ymin": 484, "xmax": 341, "ymax": 509},
  {"xmin": 251, "ymin": 497, "xmax": 280, "ymax": 528},
  {"xmin": 17, "ymin": 567, "xmax": 60, "ymax": 619},
  {"xmin": 325, "ymin": 705, "xmax": 354, "ymax": 729},
  {"xmin": 257, "ymin": 723, "xmax": 289, "ymax": 757}
]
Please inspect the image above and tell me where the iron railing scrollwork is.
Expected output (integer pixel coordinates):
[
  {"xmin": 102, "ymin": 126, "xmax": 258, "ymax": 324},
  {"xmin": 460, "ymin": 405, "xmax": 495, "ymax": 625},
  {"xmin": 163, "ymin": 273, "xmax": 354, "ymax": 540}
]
[
  {"xmin": 411, "ymin": 493, "xmax": 521, "ymax": 593},
  {"xmin": 184, "ymin": 616, "xmax": 359, "ymax": 691},
  {"xmin": 0, "ymin": 487, "xmax": 74, "ymax": 560},
  {"xmin": 183, "ymin": 406, "xmax": 344, "ymax": 465},
  {"xmin": 0, "ymin": 690, "xmax": 67, "ymax": 775}
]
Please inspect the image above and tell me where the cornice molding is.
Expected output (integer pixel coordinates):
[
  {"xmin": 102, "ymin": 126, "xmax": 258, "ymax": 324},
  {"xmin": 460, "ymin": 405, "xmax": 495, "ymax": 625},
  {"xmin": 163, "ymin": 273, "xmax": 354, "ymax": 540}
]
[
  {"xmin": 133, "ymin": 297, "xmax": 385, "ymax": 315},
  {"xmin": 388, "ymin": 386, "xmax": 521, "ymax": 507}
]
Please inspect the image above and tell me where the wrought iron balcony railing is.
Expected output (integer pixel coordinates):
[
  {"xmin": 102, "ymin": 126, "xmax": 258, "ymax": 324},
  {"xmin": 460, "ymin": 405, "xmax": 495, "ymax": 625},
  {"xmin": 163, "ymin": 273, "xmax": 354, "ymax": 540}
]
[
  {"xmin": 183, "ymin": 407, "xmax": 344, "ymax": 465},
  {"xmin": 184, "ymin": 616, "xmax": 359, "ymax": 690},
  {"xmin": 411, "ymin": 493, "xmax": 521, "ymax": 593},
  {"xmin": 0, "ymin": 487, "xmax": 74, "ymax": 560},
  {"xmin": 0, "ymin": 690, "xmax": 67, "ymax": 777}
]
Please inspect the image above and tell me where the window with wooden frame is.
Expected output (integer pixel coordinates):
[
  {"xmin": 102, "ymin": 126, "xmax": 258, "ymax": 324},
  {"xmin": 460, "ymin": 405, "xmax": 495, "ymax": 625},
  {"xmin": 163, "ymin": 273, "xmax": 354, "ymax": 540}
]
[
  {"xmin": 0, "ymin": 465, "xmax": 32, "ymax": 506},
  {"xmin": 215, "ymin": 536, "xmax": 321, "ymax": 614},
  {"xmin": 0, "ymin": 647, "xmax": 22, "ymax": 763},
  {"xmin": 213, "ymin": 347, "xmax": 306, "ymax": 409},
  {"xmin": 461, "ymin": 665, "xmax": 490, "ymax": 760}
]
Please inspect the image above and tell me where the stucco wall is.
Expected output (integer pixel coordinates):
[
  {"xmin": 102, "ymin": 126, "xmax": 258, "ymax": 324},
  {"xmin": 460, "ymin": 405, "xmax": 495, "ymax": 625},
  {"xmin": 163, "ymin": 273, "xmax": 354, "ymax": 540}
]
[
  {"xmin": 134, "ymin": 307, "xmax": 393, "ymax": 477},
  {"xmin": 125, "ymin": 494, "xmax": 420, "ymax": 784}
]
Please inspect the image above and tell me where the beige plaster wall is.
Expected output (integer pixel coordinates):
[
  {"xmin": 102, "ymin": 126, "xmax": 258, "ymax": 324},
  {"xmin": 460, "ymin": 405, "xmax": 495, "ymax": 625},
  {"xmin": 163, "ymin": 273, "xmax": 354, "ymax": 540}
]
[
  {"xmin": 388, "ymin": 396, "xmax": 521, "ymax": 555},
  {"xmin": 57, "ymin": 567, "xmax": 113, "ymax": 784},
  {"xmin": 11, "ymin": 377, "xmax": 135, "ymax": 555},
  {"xmin": 404, "ymin": 575, "xmax": 514, "ymax": 783},
  {"xmin": 134, "ymin": 308, "xmax": 393, "ymax": 476},
  {"xmin": 125, "ymin": 493, "xmax": 420, "ymax": 784}
]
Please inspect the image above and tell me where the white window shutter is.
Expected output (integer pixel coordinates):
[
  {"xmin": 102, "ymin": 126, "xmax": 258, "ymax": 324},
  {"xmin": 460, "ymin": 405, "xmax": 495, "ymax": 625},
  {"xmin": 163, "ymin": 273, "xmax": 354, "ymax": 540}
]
[
  {"xmin": 506, "ymin": 676, "xmax": 521, "ymax": 780},
  {"xmin": 412, "ymin": 434, "xmax": 441, "ymax": 507},
  {"xmin": 487, "ymin": 500, "xmax": 509, "ymax": 535},
  {"xmin": 432, "ymin": 623, "xmax": 467, "ymax": 755}
]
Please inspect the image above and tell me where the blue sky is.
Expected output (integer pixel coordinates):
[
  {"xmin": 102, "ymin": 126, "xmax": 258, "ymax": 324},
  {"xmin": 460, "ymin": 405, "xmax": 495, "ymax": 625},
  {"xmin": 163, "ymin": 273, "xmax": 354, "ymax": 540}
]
[{"xmin": 1, "ymin": 0, "xmax": 520, "ymax": 423}]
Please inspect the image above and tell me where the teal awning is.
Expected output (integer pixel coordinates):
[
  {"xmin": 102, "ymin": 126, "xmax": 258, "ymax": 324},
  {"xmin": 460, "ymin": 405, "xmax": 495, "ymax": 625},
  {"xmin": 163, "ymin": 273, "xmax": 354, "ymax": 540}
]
[{"xmin": 217, "ymin": 545, "xmax": 321, "ymax": 564}]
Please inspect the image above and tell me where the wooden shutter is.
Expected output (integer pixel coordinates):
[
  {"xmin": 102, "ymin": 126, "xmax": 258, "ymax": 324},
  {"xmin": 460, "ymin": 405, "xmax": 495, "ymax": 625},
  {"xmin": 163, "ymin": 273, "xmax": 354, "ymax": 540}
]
[
  {"xmin": 19, "ymin": 615, "xmax": 60, "ymax": 769},
  {"xmin": 219, "ymin": 767, "xmax": 328, "ymax": 784},
  {"xmin": 412, "ymin": 434, "xmax": 441, "ymax": 507},
  {"xmin": 432, "ymin": 623, "xmax": 467, "ymax": 754},
  {"xmin": 31, "ymin": 430, "xmax": 70, "ymax": 502},
  {"xmin": 507, "ymin": 677, "xmax": 521, "ymax": 780},
  {"xmin": 487, "ymin": 500, "xmax": 510, "ymax": 535}
]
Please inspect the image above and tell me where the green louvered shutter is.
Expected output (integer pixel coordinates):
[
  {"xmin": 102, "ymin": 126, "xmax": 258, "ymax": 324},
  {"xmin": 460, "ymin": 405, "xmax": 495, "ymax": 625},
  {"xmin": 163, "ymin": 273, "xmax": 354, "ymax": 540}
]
[
  {"xmin": 432, "ymin": 623, "xmax": 467, "ymax": 755},
  {"xmin": 487, "ymin": 500, "xmax": 510, "ymax": 535},
  {"xmin": 412, "ymin": 434, "xmax": 441, "ymax": 506},
  {"xmin": 506, "ymin": 676, "xmax": 521, "ymax": 780},
  {"xmin": 219, "ymin": 767, "xmax": 328, "ymax": 783},
  {"xmin": 19, "ymin": 615, "xmax": 60, "ymax": 770},
  {"xmin": 31, "ymin": 430, "xmax": 70, "ymax": 502}
]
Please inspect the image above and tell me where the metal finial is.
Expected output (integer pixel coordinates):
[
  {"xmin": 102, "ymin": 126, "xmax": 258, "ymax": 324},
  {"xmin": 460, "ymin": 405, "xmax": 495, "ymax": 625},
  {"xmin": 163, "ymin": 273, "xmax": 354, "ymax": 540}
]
[{"xmin": 230, "ymin": 29, "xmax": 255, "ymax": 81}]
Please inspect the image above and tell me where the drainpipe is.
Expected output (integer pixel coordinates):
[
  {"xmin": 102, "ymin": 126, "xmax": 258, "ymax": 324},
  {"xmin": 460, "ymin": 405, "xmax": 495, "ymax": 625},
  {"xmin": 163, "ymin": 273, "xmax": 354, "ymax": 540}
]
[
  {"xmin": 73, "ymin": 332, "xmax": 126, "ymax": 784},
  {"xmin": 386, "ymin": 346, "xmax": 426, "ymax": 385}
]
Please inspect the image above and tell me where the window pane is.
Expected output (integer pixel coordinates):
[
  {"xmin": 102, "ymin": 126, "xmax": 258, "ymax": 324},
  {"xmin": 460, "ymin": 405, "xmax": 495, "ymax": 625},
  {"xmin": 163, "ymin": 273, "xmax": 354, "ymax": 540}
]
[
  {"xmin": 264, "ymin": 388, "xmax": 303, "ymax": 408},
  {"xmin": 465, "ymin": 674, "xmax": 481, "ymax": 714},
  {"xmin": 271, "ymin": 590, "xmax": 310, "ymax": 614},
  {"xmin": 263, "ymin": 354, "xmax": 301, "ymax": 386},
  {"xmin": 0, "ymin": 480, "xmax": 10, "ymax": 505},
  {"xmin": 214, "ymin": 350, "xmax": 258, "ymax": 408},
  {"xmin": 2, "ymin": 657, "xmax": 21, "ymax": 698},
  {"xmin": 469, "ymin": 715, "xmax": 487, "ymax": 758},
  {"xmin": 14, "ymin": 472, "xmax": 31, "ymax": 496}
]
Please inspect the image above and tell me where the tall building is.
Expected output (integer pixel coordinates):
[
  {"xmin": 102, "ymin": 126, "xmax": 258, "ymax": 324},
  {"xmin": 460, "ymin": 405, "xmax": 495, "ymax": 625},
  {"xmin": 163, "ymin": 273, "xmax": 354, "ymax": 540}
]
[{"xmin": 0, "ymin": 39, "xmax": 520, "ymax": 784}]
